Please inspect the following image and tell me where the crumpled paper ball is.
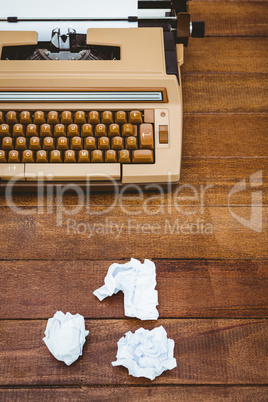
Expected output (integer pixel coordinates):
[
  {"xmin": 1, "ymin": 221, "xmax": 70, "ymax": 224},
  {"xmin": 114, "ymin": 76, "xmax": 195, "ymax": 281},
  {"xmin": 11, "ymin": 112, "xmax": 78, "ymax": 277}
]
[
  {"xmin": 43, "ymin": 311, "xmax": 89, "ymax": 366},
  {"xmin": 112, "ymin": 326, "xmax": 177, "ymax": 380},
  {"xmin": 93, "ymin": 258, "xmax": 159, "ymax": 320}
]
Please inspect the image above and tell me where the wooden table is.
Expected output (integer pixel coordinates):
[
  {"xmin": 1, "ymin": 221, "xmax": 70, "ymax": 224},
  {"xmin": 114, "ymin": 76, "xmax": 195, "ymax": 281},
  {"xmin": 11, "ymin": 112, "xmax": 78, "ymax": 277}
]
[{"xmin": 0, "ymin": 1, "xmax": 267, "ymax": 400}]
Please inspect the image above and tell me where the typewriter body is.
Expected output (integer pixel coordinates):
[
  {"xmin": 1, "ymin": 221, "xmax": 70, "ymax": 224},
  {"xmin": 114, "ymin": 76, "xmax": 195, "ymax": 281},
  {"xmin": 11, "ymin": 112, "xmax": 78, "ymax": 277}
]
[{"xmin": 0, "ymin": 0, "xmax": 204, "ymax": 188}]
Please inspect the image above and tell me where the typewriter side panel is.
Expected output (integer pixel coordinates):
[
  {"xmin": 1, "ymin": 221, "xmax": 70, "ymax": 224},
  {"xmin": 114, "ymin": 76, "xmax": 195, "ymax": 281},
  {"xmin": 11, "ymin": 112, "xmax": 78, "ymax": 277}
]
[{"xmin": 0, "ymin": 31, "xmax": 38, "ymax": 55}]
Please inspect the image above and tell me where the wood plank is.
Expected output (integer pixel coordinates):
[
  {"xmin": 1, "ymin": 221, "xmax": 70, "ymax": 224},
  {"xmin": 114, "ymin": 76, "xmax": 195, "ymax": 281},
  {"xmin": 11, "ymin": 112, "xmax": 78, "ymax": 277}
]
[
  {"xmin": 0, "ymin": 205, "xmax": 266, "ymax": 259},
  {"xmin": 0, "ymin": 157, "xmax": 267, "ymax": 206},
  {"xmin": 183, "ymin": 115, "xmax": 268, "ymax": 158},
  {"xmin": 182, "ymin": 38, "xmax": 268, "ymax": 74},
  {"xmin": 0, "ymin": 260, "xmax": 266, "ymax": 319},
  {"xmin": 0, "ymin": 319, "xmax": 266, "ymax": 385},
  {"xmin": 0, "ymin": 386, "xmax": 267, "ymax": 402},
  {"xmin": 190, "ymin": 2, "xmax": 268, "ymax": 37},
  {"xmin": 182, "ymin": 74, "xmax": 268, "ymax": 113}
]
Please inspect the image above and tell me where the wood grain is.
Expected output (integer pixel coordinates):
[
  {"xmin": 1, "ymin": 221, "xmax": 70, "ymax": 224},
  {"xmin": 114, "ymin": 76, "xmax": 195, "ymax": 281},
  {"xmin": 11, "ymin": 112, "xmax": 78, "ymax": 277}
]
[
  {"xmin": 0, "ymin": 260, "xmax": 266, "ymax": 319},
  {"xmin": 0, "ymin": 386, "xmax": 267, "ymax": 402},
  {"xmin": 0, "ymin": 206, "xmax": 266, "ymax": 259},
  {"xmin": 183, "ymin": 115, "xmax": 268, "ymax": 158},
  {"xmin": 190, "ymin": 2, "xmax": 268, "ymax": 36},
  {"xmin": 0, "ymin": 319, "xmax": 266, "ymax": 385},
  {"xmin": 182, "ymin": 74, "xmax": 268, "ymax": 113},
  {"xmin": 183, "ymin": 38, "xmax": 268, "ymax": 74}
]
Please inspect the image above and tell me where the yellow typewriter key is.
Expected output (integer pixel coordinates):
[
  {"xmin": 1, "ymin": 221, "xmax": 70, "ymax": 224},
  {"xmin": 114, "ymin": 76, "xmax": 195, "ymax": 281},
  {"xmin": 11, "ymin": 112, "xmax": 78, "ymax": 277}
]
[
  {"xmin": 0, "ymin": 124, "xmax": 10, "ymax": 137},
  {"xmin": 36, "ymin": 150, "xmax": 48, "ymax": 163},
  {"xmin": 84, "ymin": 137, "xmax": 96, "ymax": 150},
  {"xmin": 132, "ymin": 149, "xmax": 154, "ymax": 163},
  {"xmin": 88, "ymin": 111, "xmax": 100, "ymax": 124},
  {"xmin": 139, "ymin": 123, "xmax": 154, "ymax": 149},
  {"xmin": 13, "ymin": 124, "xmax": 24, "ymax": 137},
  {"xmin": 54, "ymin": 124, "xmax": 66, "ymax": 137},
  {"xmin": 115, "ymin": 111, "xmax": 127, "ymax": 124},
  {"xmin": 6, "ymin": 111, "xmax": 18, "ymax": 124},
  {"xmin": 67, "ymin": 124, "xmax": 79, "ymax": 137},
  {"xmin": 50, "ymin": 150, "xmax": 62, "ymax": 163},
  {"xmin": 129, "ymin": 110, "xmax": 143, "ymax": 124},
  {"xmin": 78, "ymin": 150, "xmax": 90, "ymax": 163},
  {"xmin": 95, "ymin": 124, "xmax": 107, "ymax": 137},
  {"xmin": 98, "ymin": 137, "xmax": 110, "ymax": 150},
  {"xmin": 20, "ymin": 111, "xmax": 32, "ymax": 124},
  {"xmin": 111, "ymin": 136, "xmax": 123, "ymax": 150},
  {"xmin": 61, "ymin": 111, "xmax": 73, "ymax": 124},
  {"xmin": 81, "ymin": 124, "xmax": 93, "ymax": 137},
  {"xmin": 22, "ymin": 150, "xmax": 34, "ymax": 163},
  {"xmin": 2, "ymin": 137, "xmax": 13, "ymax": 150},
  {"xmin": 71, "ymin": 136, "xmax": 83, "ymax": 150},
  {"xmin": 91, "ymin": 150, "xmax": 103, "ymax": 163},
  {"xmin": 0, "ymin": 112, "xmax": 4, "ymax": 124},
  {"xmin": 57, "ymin": 137, "xmax": 69, "ymax": 151},
  {"xmin": 118, "ymin": 150, "xmax": 131, "ymax": 163},
  {"xmin": 74, "ymin": 111, "xmax": 86, "ymax": 124},
  {"xmin": 105, "ymin": 149, "xmax": 117, "ymax": 163},
  {"xmin": 8, "ymin": 150, "xmax": 20, "ymax": 162},
  {"xmin": 0, "ymin": 150, "xmax": 7, "ymax": 162},
  {"xmin": 15, "ymin": 137, "xmax": 27, "ymax": 150},
  {"xmin": 34, "ymin": 111, "xmax": 46, "ymax": 124},
  {"xmin": 122, "ymin": 123, "xmax": 134, "ymax": 137},
  {"xmin": 43, "ymin": 137, "xmax": 55, "ymax": 150},
  {"xmin": 40, "ymin": 124, "xmax": 52, "ymax": 137},
  {"xmin": 47, "ymin": 111, "xmax": 59, "ymax": 124},
  {"xmin": 26, "ymin": 124, "xmax": 38, "ymax": 137},
  {"xmin": 108, "ymin": 123, "xmax": 120, "ymax": 137},
  {"xmin": 64, "ymin": 150, "xmax": 76, "ymax": 163},
  {"xmin": 125, "ymin": 136, "xmax": 138, "ymax": 150},
  {"xmin": 29, "ymin": 137, "xmax": 41, "ymax": 150},
  {"xmin": 102, "ymin": 111, "xmax": 113, "ymax": 124}
]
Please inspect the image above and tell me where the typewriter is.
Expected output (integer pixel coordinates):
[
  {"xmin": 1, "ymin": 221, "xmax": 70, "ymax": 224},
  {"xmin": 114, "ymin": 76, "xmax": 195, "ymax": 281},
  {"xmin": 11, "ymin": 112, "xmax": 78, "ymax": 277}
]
[{"xmin": 0, "ymin": 0, "xmax": 204, "ymax": 188}]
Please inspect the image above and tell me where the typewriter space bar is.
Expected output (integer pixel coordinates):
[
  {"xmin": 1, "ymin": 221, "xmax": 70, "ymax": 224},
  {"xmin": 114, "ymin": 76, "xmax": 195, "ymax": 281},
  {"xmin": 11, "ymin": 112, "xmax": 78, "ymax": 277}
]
[{"xmin": 25, "ymin": 164, "xmax": 121, "ymax": 181}]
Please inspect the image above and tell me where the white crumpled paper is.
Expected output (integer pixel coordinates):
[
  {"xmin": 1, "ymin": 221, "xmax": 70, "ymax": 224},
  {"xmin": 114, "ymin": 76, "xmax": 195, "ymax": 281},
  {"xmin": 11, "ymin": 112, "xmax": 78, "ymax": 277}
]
[
  {"xmin": 43, "ymin": 311, "xmax": 89, "ymax": 366},
  {"xmin": 112, "ymin": 326, "xmax": 177, "ymax": 380},
  {"xmin": 93, "ymin": 258, "xmax": 159, "ymax": 320}
]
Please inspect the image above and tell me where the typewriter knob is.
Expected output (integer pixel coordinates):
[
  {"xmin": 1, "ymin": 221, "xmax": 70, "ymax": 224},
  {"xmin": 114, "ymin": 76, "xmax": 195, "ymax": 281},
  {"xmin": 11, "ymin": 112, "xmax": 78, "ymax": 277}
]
[{"xmin": 191, "ymin": 21, "xmax": 205, "ymax": 38}]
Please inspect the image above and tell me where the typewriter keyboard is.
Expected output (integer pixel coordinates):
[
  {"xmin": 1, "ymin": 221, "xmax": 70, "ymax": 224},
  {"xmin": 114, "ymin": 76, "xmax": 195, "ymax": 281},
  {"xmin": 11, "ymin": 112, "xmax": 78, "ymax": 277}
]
[{"xmin": 0, "ymin": 110, "xmax": 155, "ymax": 164}]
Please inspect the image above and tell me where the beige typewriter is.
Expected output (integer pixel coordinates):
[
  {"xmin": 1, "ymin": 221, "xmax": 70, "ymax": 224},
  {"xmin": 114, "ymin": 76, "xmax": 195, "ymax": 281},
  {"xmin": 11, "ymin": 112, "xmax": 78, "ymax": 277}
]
[{"xmin": 0, "ymin": 0, "xmax": 204, "ymax": 188}]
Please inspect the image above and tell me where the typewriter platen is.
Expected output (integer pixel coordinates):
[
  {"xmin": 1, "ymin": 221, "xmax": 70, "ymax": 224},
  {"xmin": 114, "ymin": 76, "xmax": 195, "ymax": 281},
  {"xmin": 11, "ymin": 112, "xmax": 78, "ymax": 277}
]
[{"xmin": 0, "ymin": 0, "xmax": 204, "ymax": 187}]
